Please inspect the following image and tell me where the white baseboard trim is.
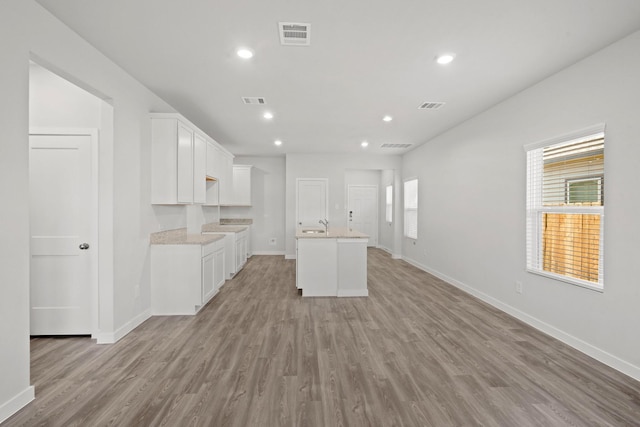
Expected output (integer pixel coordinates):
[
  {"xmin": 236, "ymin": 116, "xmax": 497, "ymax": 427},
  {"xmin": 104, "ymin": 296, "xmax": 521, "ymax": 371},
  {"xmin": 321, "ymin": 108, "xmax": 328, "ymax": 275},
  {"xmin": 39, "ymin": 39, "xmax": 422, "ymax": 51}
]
[
  {"xmin": 377, "ymin": 245, "xmax": 392, "ymax": 254},
  {"xmin": 391, "ymin": 253, "xmax": 402, "ymax": 260},
  {"xmin": 337, "ymin": 289, "xmax": 369, "ymax": 297},
  {"xmin": 95, "ymin": 309, "xmax": 152, "ymax": 344},
  {"xmin": 0, "ymin": 386, "xmax": 34, "ymax": 424},
  {"xmin": 402, "ymin": 255, "xmax": 640, "ymax": 382},
  {"xmin": 285, "ymin": 254, "xmax": 296, "ymax": 260},
  {"xmin": 251, "ymin": 251, "xmax": 286, "ymax": 256}
]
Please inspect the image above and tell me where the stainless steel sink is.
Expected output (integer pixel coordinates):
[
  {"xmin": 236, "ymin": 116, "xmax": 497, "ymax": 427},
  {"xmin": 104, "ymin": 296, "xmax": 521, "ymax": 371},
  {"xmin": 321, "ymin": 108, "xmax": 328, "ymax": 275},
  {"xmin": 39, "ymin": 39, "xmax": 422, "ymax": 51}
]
[{"xmin": 302, "ymin": 229, "xmax": 325, "ymax": 234}]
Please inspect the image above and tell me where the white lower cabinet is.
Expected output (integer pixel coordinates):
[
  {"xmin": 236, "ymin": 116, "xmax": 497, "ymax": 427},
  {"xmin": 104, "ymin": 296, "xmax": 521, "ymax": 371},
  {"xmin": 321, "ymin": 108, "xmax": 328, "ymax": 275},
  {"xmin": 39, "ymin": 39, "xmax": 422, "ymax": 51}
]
[
  {"xmin": 151, "ymin": 239, "xmax": 225, "ymax": 315},
  {"xmin": 236, "ymin": 229, "xmax": 248, "ymax": 271},
  {"xmin": 203, "ymin": 228, "xmax": 248, "ymax": 279}
]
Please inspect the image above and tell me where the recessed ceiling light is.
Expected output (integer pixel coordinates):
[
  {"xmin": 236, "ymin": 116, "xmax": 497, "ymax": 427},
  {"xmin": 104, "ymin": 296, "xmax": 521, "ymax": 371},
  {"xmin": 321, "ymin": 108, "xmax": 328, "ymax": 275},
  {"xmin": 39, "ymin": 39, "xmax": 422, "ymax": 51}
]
[
  {"xmin": 435, "ymin": 53, "xmax": 455, "ymax": 65},
  {"xmin": 237, "ymin": 48, "xmax": 254, "ymax": 59},
  {"xmin": 263, "ymin": 112, "xmax": 274, "ymax": 119},
  {"xmin": 383, "ymin": 115, "xmax": 393, "ymax": 122},
  {"xmin": 274, "ymin": 140, "xmax": 283, "ymax": 146},
  {"xmin": 361, "ymin": 141, "xmax": 369, "ymax": 148}
]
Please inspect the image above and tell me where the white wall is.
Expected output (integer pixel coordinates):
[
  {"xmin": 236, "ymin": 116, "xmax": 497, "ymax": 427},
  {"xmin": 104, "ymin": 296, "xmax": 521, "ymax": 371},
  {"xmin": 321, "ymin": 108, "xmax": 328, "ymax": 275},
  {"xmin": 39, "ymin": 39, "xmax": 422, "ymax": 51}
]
[
  {"xmin": 285, "ymin": 154, "xmax": 402, "ymax": 258},
  {"xmin": 0, "ymin": 3, "xmax": 32, "ymax": 419},
  {"xmin": 0, "ymin": 1, "xmax": 186, "ymax": 420},
  {"xmin": 222, "ymin": 156, "xmax": 286, "ymax": 254},
  {"xmin": 29, "ymin": 63, "xmax": 102, "ymax": 128},
  {"xmin": 402, "ymin": 30, "xmax": 640, "ymax": 379}
]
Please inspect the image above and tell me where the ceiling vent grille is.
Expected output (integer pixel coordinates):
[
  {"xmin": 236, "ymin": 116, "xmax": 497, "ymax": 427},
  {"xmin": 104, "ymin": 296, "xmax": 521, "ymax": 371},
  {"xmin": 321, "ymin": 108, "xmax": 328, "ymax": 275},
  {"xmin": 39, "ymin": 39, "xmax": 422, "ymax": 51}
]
[
  {"xmin": 418, "ymin": 101, "xmax": 445, "ymax": 110},
  {"xmin": 242, "ymin": 97, "xmax": 267, "ymax": 105},
  {"xmin": 279, "ymin": 22, "xmax": 311, "ymax": 46},
  {"xmin": 381, "ymin": 143, "xmax": 413, "ymax": 149}
]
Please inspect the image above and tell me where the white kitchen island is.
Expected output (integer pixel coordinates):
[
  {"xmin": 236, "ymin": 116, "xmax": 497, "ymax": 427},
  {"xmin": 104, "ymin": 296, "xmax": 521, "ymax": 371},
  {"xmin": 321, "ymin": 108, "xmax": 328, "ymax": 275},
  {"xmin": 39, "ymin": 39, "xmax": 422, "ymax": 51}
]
[{"xmin": 296, "ymin": 226, "xmax": 369, "ymax": 297}]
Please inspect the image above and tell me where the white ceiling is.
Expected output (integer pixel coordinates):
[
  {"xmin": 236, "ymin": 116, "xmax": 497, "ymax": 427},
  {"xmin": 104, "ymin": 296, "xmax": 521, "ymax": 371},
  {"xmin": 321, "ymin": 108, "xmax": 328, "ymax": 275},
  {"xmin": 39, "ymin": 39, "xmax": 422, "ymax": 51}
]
[{"xmin": 35, "ymin": 0, "xmax": 640, "ymax": 156}]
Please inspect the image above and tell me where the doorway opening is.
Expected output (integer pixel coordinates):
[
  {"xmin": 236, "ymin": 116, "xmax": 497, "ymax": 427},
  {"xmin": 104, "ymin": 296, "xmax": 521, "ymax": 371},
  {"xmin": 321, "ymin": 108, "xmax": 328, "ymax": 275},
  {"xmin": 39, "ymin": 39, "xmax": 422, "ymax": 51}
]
[{"xmin": 29, "ymin": 59, "xmax": 114, "ymax": 341}]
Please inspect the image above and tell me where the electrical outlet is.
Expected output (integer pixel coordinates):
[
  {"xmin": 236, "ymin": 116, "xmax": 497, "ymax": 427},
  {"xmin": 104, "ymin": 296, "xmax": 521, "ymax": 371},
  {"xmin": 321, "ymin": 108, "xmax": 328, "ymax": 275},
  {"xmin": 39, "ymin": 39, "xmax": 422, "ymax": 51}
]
[
  {"xmin": 515, "ymin": 281, "xmax": 523, "ymax": 294},
  {"xmin": 268, "ymin": 238, "xmax": 277, "ymax": 246}
]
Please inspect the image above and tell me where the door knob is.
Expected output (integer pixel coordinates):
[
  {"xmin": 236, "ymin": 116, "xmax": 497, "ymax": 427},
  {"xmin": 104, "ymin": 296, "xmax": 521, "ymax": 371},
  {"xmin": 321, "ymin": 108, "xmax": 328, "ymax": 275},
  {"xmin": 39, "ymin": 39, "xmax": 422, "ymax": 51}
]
[{"xmin": 79, "ymin": 243, "xmax": 90, "ymax": 250}]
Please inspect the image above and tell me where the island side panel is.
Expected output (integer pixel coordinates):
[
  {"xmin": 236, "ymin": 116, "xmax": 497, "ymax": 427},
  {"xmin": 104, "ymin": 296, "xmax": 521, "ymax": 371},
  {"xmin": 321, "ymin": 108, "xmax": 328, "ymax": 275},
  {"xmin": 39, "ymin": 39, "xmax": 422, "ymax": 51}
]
[{"xmin": 337, "ymin": 238, "xmax": 369, "ymax": 297}]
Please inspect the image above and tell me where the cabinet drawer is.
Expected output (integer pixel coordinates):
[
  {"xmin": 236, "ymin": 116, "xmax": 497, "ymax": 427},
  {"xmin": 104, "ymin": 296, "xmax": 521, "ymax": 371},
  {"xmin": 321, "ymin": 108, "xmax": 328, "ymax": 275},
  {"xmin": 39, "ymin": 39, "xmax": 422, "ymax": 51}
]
[
  {"xmin": 202, "ymin": 241, "xmax": 216, "ymax": 257},
  {"xmin": 202, "ymin": 239, "xmax": 224, "ymax": 257}
]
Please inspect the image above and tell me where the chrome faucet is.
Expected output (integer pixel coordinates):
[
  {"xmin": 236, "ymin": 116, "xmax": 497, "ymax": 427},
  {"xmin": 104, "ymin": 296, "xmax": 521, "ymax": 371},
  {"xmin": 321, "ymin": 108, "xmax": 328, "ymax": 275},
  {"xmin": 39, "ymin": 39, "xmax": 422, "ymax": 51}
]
[{"xmin": 319, "ymin": 219, "xmax": 329, "ymax": 232}]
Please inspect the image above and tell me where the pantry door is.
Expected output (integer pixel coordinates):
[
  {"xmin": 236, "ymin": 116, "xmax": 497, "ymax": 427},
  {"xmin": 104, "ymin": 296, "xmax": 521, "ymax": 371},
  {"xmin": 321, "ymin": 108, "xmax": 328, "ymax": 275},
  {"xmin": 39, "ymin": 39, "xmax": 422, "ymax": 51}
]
[
  {"xmin": 347, "ymin": 185, "xmax": 378, "ymax": 247},
  {"xmin": 296, "ymin": 178, "xmax": 328, "ymax": 227},
  {"xmin": 29, "ymin": 130, "xmax": 97, "ymax": 335}
]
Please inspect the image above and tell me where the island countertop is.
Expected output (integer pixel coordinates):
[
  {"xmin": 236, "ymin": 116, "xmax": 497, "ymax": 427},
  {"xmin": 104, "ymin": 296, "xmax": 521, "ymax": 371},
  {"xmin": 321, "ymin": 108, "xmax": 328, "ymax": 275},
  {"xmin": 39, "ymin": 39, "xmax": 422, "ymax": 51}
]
[{"xmin": 296, "ymin": 226, "xmax": 368, "ymax": 239}]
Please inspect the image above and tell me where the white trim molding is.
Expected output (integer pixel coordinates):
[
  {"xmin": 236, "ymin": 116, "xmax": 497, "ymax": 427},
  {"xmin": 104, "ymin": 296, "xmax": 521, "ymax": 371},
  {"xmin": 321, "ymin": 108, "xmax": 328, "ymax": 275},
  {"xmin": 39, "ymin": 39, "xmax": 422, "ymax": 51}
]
[
  {"xmin": 0, "ymin": 386, "xmax": 34, "ymax": 424},
  {"xmin": 95, "ymin": 309, "xmax": 152, "ymax": 344}
]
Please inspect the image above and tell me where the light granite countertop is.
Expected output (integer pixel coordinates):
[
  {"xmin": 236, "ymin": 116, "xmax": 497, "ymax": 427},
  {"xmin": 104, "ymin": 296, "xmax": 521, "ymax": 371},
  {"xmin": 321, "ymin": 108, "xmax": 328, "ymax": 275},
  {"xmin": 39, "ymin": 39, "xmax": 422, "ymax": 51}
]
[
  {"xmin": 202, "ymin": 222, "xmax": 249, "ymax": 233},
  {"xmin": 150, "ymin": 228, "xmax": 225, "ymax": 245},
  {"xmin": 295, "ymin": 226, "xmax": 369, "ymax": 239},
  {"xmin": 220, "ymin": 218, "xmax": 253, "ymax": 225}
]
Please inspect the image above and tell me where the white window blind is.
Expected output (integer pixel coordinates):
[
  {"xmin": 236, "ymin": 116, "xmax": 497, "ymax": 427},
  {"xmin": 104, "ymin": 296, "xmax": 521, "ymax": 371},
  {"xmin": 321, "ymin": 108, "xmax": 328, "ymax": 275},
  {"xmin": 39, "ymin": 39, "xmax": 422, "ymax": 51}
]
[
  {"xmin": 525, "ymin": 125, "xmax": 605, "ymax": 290},
  {"xmin": 385, "ymin": 185, "xmax": 393, "ymax": 223},
  {"xmin": 404, "ymin": 179, "xmax": 418, "ymax": 239}
]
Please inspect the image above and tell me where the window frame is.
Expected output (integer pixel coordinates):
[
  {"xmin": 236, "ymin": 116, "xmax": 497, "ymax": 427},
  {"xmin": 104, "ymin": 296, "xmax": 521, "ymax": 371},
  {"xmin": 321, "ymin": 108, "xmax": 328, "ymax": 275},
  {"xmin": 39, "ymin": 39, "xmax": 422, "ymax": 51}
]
[
  {"xmin": 524, "ymin": 124, "xmax": 605, "ymax": 292},
  {"xmin": 403, "ymin": 178, "xmax": 418, "ymax": 240},
  {"xmin": 565, "ymin": 175, "xmax": 603, "ymax": 205},
  {"xmin": 385, "ymin": 184, "xmax": 393, "ymax": 223}
]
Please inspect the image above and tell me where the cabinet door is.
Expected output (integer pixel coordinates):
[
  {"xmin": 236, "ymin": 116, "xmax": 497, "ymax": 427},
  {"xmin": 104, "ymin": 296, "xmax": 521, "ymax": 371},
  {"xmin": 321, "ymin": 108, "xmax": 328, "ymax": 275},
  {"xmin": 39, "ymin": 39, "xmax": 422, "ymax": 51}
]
[
  {"xmin": 202, "ymin": 252, "xmax": 215, "ymax": 303},
  {"xmin": 246, "ymin": 225, "xmax": 252, "ymax": 257},
  {"xmin": 213, "ymin": 247, "xmax": 225, "ymax": 290},
  {"xmin": 219, "ymin": 152, "xmax": 234, "ymax": 205},
  {"xmin": 177, "ymin": 123, "xmax": 194, "ymax": 203},
  {"xmin": 206, "ymin": 141, "xmax": 216, "ymax": 178},
  {"xmin": 193, "ymin": 133, "xmax": 207, "ymax": 203},
  {"xmin": 232, "ymin": 165, "xmax": 252, "ymax": 206},
  {"xmin": 235, "ymin": 237, "xmax": 243, "ymax": 271}
]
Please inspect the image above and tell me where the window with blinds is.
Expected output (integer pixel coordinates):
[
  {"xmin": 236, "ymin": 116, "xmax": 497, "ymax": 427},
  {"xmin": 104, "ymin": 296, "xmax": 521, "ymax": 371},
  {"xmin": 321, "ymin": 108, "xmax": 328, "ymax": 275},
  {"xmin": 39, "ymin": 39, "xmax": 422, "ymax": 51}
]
[
  {"xmin": 525, "ymin": 124, "xmax": 605, "ymax": 290},
  {"xmin": 386, "ymin": 185, "xmax": 393, "ymax": 223},
  {"xmin": 404, "ymin": 179, "xmax": 418, "ymax": 239}
]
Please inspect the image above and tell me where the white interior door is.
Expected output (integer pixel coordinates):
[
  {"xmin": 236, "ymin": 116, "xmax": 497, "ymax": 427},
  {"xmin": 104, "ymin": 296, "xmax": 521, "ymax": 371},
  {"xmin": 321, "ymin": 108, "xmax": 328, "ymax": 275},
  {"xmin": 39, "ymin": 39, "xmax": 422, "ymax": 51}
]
[
  {"xmin": 29, "ymin": 132, "xmax": 94, "ymax": 335},
  {"xmin": 348, "ymin": 185, "xmax": 378, "ymax": 247},
  {"xmin": 296, "ymin": 178, "xmax": 328, "ymax": 227}
]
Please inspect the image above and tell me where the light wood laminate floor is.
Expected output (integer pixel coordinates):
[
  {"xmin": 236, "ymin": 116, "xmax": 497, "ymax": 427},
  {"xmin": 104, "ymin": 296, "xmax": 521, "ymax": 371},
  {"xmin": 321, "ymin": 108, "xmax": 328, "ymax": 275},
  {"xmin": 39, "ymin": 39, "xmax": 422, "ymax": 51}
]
[{"xmin": 5, "ymin": 249, "xmax": 640, "ymax": 426}]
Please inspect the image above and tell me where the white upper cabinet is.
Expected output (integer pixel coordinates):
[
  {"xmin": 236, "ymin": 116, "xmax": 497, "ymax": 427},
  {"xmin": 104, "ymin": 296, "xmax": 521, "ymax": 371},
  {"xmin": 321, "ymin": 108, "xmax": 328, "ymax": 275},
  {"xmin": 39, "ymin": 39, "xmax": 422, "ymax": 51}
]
[
  {"xmin": 206, "ymin": 141, "xmax": 216, "ymax": 178},
  {"xmin": 217, "ymin": 151, "xmax": 235, "ymax": 206},
  {"xmin": 193, "ymin": 133, "xmax": 206, "ymax": 204},
  {"xmin": 151, "ymin": 113, "xmax": 231, "ymax": 205},
  {"xmin": 230, "ymin": 165, "xmax": 252, "ymax": 206},
  {"xmin": 175, "ymin": 122, "xmax": 195, "ymax": 203}
]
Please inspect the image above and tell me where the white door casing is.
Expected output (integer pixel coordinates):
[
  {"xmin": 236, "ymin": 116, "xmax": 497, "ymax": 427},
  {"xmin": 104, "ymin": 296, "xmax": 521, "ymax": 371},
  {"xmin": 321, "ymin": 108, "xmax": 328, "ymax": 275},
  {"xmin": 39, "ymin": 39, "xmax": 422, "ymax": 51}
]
[
  {"xmin": 29, "ymin": 129, "xmax": 98, "ymax": 335},
  {"xmin": 296, "ymin": 178, "xmax": 328, "ymax": 227},
  {"xmin": 347, "ymin": 185, "xmax": 378, "ymax": 247}
]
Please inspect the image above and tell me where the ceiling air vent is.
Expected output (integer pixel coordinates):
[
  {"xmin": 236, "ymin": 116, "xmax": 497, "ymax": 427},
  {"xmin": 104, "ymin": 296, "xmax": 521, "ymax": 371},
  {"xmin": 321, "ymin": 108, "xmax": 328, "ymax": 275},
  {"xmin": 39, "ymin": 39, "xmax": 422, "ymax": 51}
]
[
  {"xmin": 381, "ymin": 143, "xmax": 413, "ymax": 149},
  {"xmin": 279, "ymin": 22, "xmax": 311, "ymax": 46},
  {"xmin": 242, "ymin": 97, "xmax": 266, "ymax": 105},
  {"xmin": 418, "ymin": 101, "xmax": 445, "ymax": 110}
]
